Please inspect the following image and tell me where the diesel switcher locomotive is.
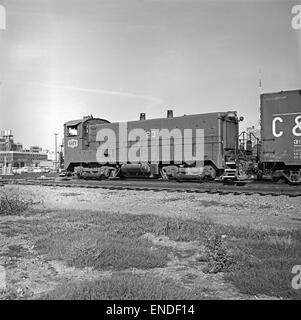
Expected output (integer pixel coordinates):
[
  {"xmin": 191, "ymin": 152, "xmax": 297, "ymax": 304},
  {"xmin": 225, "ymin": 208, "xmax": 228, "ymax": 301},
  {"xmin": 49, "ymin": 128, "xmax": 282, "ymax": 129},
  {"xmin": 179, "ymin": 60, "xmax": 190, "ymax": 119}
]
[{"xmin": 64, "ymin": 110, "xmax": 241, "ymax": 181}]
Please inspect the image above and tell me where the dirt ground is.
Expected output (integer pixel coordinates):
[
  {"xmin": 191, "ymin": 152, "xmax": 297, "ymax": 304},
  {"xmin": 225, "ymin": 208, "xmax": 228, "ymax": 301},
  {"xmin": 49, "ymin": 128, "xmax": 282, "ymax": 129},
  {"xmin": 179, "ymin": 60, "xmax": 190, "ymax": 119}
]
[
  {"xmin": 6, "ymin": 184, "xmax": 301, "ymax": 230},
  {"xmin": 0, "ymin": 185, "xmax": 300, "ymax": 300}
]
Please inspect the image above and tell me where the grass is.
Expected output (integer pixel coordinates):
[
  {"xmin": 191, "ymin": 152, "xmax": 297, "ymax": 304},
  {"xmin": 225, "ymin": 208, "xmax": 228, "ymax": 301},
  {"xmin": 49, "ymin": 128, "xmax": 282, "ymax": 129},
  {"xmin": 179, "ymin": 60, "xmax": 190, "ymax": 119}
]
[
  {"xmin": 70, "ymin": 237, "xmax": 168, "ymax": 270},
  {"xmin": 35, "ymin": 229, "xmax": 169, "ymax": 271},
  {"xmin": 42, "ymin": 273, "xmax": 209, "ymax": 300},
  {"xmin": 6, "ymin": 207, "xmax": 299, "ymax": 300},
  {"xmin": 226, "ymin": 235, "xmax": 301, "ymax": 299}
]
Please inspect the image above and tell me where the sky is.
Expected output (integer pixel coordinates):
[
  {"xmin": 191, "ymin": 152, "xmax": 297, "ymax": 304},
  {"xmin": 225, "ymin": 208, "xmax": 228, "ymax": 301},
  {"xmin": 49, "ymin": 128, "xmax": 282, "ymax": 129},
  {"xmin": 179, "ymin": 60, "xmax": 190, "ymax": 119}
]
[{"xmin": 0, "ymin": 0, "xmax": 300, "ymax": 150}]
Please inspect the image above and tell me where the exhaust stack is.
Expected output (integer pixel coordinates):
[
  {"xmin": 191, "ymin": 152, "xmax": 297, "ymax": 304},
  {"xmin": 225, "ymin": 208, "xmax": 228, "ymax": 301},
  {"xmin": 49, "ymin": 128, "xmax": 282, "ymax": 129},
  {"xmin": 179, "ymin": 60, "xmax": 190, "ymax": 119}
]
[{"xmin": 167, "ymin": 110, "xmax": 173, "ymax": 118}]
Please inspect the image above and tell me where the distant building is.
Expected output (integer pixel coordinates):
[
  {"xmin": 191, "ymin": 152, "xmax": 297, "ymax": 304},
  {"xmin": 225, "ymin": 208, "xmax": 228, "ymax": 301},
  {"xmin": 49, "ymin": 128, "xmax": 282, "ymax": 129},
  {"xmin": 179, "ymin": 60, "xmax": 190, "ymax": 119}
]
[
  {"xmin": 0, "ymin": 130, "xmax": 26, "ymax": 152},
  {"xmin": 43, "ymin": 149, "xmax": 56, "ymax": 161},
  {"xmin": 30, "ymin": 146, "xmax": 42, "ymax": 153},
  {"xmin": 0, "ymin": 151, "xmax": 47, "ymax": 168},
  {"xmin": 0, "ymin": 130, "xmax": 13, "ymax": 137},
  {"xmin": 14, "ymin": 142, "xmax": 23, "ymax": 151},
  {"xmin": 0, "ymin": 130, "xmax": 14, "ymax": 151},
  {"xmin": 0, "ymin": 136, "xmax": 5, "ymax": 151},
  {"xmin": 0, "ymin": 129, "xmax": 47, "ymax": 169}
]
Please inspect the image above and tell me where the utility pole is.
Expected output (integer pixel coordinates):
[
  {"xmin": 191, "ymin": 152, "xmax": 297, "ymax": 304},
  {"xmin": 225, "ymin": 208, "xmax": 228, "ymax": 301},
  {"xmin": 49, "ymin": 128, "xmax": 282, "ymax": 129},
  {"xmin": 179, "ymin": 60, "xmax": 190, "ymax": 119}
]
[
  {"xmin": 59, "ymin": 143, "xmax": 64, "ymax": 169},
  {"xmin": 258, "ymin": 68, "xmax": 263, "ymax": 98},
  {"xmin": 0, "ymin": 82, "xmax": 4, "ymax": 175},
  {"xmin": 54, "ymin": 133, "xmax": 58, "ymax": 172}
]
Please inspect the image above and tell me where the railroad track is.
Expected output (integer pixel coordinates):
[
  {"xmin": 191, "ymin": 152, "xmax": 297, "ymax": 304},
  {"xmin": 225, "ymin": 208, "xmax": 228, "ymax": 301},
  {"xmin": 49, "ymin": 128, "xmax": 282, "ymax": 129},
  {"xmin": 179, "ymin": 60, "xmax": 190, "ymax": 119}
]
[{"xmin": 2, "ymin": 177, "xmax": 301, "ymax": 197}]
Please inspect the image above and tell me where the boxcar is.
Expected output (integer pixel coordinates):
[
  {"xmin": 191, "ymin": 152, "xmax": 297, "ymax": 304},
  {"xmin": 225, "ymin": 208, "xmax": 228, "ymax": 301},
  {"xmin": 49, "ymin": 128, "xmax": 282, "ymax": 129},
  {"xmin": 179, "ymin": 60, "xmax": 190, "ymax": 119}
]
[{"xmin": 260, "ymin": 89, "xmax": 301, "ymax": 183}]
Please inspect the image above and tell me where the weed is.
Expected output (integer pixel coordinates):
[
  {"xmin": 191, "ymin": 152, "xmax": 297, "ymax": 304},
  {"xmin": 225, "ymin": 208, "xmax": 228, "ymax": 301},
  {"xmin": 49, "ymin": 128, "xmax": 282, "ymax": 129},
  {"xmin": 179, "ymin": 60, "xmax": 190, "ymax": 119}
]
[
  {"xmin": 0, "ymin": 192, "xmax": 35, "ymax": 216},
  {"xmin": 203, "ymin": 233, "xmax": 235, "ymax": 273}
]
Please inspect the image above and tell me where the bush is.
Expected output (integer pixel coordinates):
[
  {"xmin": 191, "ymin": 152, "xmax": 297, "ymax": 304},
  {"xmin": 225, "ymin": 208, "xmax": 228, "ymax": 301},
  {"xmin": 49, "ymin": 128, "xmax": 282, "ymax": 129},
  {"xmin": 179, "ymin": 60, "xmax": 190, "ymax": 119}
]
[
  {"xmin": 203, "ymin": 233, "xmax": 235, "ymax": 273},
  {"xmin": 0, "ymin": 192, "xmax": 34, "ymax": 216}
]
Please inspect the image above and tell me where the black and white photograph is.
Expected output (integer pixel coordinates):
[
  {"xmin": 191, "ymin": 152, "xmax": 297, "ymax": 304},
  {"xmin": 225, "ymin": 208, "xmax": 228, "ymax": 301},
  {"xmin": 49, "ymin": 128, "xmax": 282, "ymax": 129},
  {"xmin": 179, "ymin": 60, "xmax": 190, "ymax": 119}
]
[{"xmin": 0, "ymin": 0, "xmax": 301, "ymax": 307}]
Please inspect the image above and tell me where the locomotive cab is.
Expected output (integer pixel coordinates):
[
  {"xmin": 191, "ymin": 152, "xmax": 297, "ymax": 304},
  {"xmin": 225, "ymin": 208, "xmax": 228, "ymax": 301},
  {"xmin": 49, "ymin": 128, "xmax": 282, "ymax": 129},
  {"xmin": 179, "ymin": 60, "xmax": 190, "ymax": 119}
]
[{"xmin": 64, "ymin": 115, "xmax": 110, "ymax": 171}]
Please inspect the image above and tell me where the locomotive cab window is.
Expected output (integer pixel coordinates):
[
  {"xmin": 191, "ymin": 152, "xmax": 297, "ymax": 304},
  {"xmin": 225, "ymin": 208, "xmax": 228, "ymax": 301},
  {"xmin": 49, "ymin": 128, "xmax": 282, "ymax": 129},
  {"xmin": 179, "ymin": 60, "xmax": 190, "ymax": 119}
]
[
  {"xmin": 67, "ymin": 125, "xmax": 78, "ymax": 136},
  {"xmin": 84, "ymin": 125, "xmax": 89, "ymax": 135}
]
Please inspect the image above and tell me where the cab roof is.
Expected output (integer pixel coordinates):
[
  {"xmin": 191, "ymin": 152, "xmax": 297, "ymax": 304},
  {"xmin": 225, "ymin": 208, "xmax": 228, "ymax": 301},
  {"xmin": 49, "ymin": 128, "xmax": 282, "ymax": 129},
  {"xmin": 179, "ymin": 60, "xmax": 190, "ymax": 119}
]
[
  {"xmin": 64, "ymin": 119, "xmax": 83, "ymax": 127},
  {"xmin": 64, "ymin": 117, "xmax": 110, "ymax": 126}
]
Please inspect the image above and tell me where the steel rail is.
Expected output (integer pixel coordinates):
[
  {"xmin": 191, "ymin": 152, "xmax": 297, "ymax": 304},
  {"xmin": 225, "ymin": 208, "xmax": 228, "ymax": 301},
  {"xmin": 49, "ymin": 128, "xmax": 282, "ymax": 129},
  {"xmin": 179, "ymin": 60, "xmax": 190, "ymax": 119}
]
[{"xmin": 2, "ymin": 178, "xmax": 301, "ymax": 197}]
